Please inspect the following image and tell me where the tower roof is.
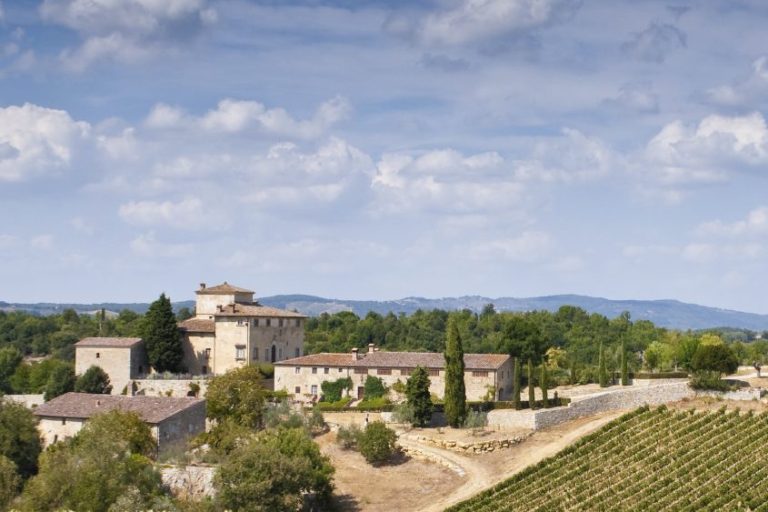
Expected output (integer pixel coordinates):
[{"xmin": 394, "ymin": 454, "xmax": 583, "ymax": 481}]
[{"xmin": 196, "ymin": 282, "xmax": 254, "ymax": 295}]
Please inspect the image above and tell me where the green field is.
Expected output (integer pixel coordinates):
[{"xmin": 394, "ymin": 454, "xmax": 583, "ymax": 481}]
[{"xmin": 447, "ymin": 406, "xmax": 768, "ymax": 511}]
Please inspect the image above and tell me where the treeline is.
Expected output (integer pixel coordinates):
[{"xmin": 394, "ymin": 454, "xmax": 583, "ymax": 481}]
[{"xmin": 306, "ymin": 306, "xmax": 768, "ymax": 376}]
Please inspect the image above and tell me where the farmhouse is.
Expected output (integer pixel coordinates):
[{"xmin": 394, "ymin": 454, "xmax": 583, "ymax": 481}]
[
  {"xmin": 34, "ymin": 392, "xmax": 206, "ymax": 449},
  {"xmin": 274, "ymin": 344, "xmax": 513, "ymax": 402},
  {"xmin": 178, "ymin": 282, "xmax": 307, "ymax": 374}
]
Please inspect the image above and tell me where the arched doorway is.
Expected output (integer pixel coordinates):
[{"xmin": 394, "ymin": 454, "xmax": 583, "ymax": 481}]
[{"xmin": 271, "ymin": 345, "xmax": 277, "ymax": 363}]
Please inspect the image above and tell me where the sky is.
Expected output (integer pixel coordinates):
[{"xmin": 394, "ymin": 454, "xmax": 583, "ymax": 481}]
[{"xmin": 0, "ymin": 0, "xmax": 767, "ymax": 313}]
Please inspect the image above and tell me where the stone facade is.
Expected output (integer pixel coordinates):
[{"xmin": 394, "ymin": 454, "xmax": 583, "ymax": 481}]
[
  {"xmin": 132, "ymin": 378, "xmax": 210, "ymax": 398},
  {"xmin": 180, "ymin": 282, "xmax": 306, "ymax": 375},
  {"xmin": 274, "ymin": 346, "xmax": 513, "ymax": 403},
  {"xmin": 75, "ymin": 338, "xmax": 147, "ymax": 395}
]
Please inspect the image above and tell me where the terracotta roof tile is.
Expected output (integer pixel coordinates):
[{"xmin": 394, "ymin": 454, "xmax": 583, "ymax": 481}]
[
  {"xmin": 75, "ymin": 337, "xmax": 143, "ymax": 348},
  {"xmin": 214, "ymin": 303, "xmax": 306, "ymax": 319},
  {"xmin": 34, "ymin": 393, "xmax": 205, "ymax": 424},
  {"xmin": 277, "ymin": 351, "xmax": 509, "ymax": 370},
  {"xmin": 178, "ymin": 318, "xmax": 215, "ymax": 333},
  {"xmin": 197, "ymin": 282, "xmax": 254, "ymax": 295}
]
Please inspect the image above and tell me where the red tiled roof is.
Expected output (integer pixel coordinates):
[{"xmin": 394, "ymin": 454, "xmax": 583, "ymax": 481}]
[
  {"xmin": 178, "ymin": 318, "xmax": 215, "ymax": 333},
  {"xmin": 197, "ymin": 282, "xmax": 254, "ymax": 295},
  {"xmin": 75, "ymin": 337, "xmax": 143, "ymax": 348},
  {"xmin": 34, "ymin": 393, "xmax": 205, "ymax": 424},
  {"xmin": 277, "ymin": 351, "xmax": 509, "ymax": 370},
  {"xmin": 214, "ymin": 303, "xmax": 306, "ymax": 319}
]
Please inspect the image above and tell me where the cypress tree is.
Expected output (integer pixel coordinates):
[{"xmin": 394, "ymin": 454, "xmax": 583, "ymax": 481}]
[
  {"xmin": 144, "ymin": 293, "xmax": 184, "ymax": 373},
  {"xmin": 541, "ymin": 364, "xmax": 549, "ymax": 408},
  {"xmin": 598, "ymin": 342, "xmax": 608, "ymax": 388},
  {"xmin": 406, "ymin": 366, "xmax": 433, "ymax": 427},
  {"xmin": 443, "ymin": 317, "xmax": 466, "ymax": 427},
  {"xmin": 527, "ymin": 358, "xmax": 535, "ymax": 409},
  {"xmin": 569, "ymin": 360, "xmax": 577, "ymax": 385},
  {"xmin": 621, "ymin": 336, "xmax": 629, "ymax": 386},
  {"xmin": 512, "ymin": 358, "xmax": 522, "ymax": 410}
]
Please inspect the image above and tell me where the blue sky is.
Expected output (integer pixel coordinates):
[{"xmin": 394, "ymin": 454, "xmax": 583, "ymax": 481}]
[{"xmin": 1, "ymin": 0, "xmax": 767, "ymax": 313}]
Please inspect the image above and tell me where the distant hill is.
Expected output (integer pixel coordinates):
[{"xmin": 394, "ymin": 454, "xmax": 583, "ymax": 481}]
[{"xmin": 2, "ymin": 294, "xmax": 767, "ymax": 331}]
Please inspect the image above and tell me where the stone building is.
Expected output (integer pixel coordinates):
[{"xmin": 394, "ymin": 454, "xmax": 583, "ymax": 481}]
[
  {"xmin": 33, "ymin": 392, "xmax": 206, "ymax": 450},
  {"xmin": 75, "ymin": 337, "xmax": 147, "ymax": 395},
  {"xmin": 274, "ymin": 344, "xmax": 513, "ymax": 403},
  {"xmin": 179, "ymin": 282, "xmax": 307, "ymax": 375}
]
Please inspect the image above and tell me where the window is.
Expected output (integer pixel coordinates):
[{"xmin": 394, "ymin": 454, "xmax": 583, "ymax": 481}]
[
  {"xmin": 61, "ymin": 418, "xmax": 66, "ymax": 425},
  {"xmin": 295, "ymin": 319, "xmax": 301, "ymax": 327},
  {"xmin": 354, "ymin": 368, "xmax": 368, "ymax": 375},
  {"xmin": 377, "ymin": 368, "xmax": 392, "ymax": 375},
  {"xmin": 266, "ymin": 318, "xmax": 272, "ymax": 327},
  {"xmin": 278, "ymin": 319, "xmax": 284, "ymax": 327},
  {"xmin": 264, "ymin": 348, "xmax": 269, "ymax": 361},
  {"xmin": 324, "ymin": 367, "xmax": 330, "ymax": 374},
  {"xmin": 295, "ymin": 367, "xmax": 301, "ymax": 374},
  {"xmin": 204, "ymin": 348, "xmax": 211, "ymax": 359},
  {"xmin": 278, "ymin": 347, "xmax": 283, "ymax": 359},
  {"xmin": 295, "ymin": 347, "xmax": 300, "ymax": 357},
  {"xmin": 253, "ymin": 347, "xmax": 259, "ymax": 360},
  {"xmin": 96, "ymin": 352, "xmax": 100, "ymax": 359},
  {"xmin": 235, "ymin": 346, "xmax": 246, "ymax": 360},
  {"xmin": 237, "ymin": 319, "xmax": 248, "ymax": 326},
  {"xmin": 310, "ymin": 384, "xmax": 318, "ymax": 396},
  {"xmin": 201, "ymin": 365, "xmax": 208, "ymax": 375},
  {"xmin": 400, "ymin": 368, "xmax": 414, "ymax": 376},
  {"xmin": 295, "ymin": 386, "xmax": 301, "ymax": 394},
  {"xmin": 339, "ymin": 368, "xmax": 344, "ymax": 373},
  {"xmin": 428, "ymin": 369, "xmax": 440, "ymax": 377},
  {"xmin": 312, "ymin": 367, "xmax": 318, "ymax": 374},
  {"xmin": 472, "ymin": 370, "xmax": 489, "ymax": 377},
  {"xmin": 254, "ymin": 318, "xmax": 260, "ymax": 327}
]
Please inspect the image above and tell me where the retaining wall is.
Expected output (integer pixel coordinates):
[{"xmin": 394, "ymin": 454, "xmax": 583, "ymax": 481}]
[{"xmin": 132, "ymin": 379, "xmax": 209, "ymax": 398}]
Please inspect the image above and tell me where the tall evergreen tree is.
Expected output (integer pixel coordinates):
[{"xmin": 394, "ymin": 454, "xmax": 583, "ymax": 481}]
[
  {"xmin": 540, "ymin": 364, "xmax": 549, "ymax": 408},
  {"xmin": 527, "ymin": 359, "xmax": 535, "ymax": 408},
  {"xmin": 512, "ymin": 358, "xmax": 522, "ymax": 410},
  {"xmin": 406, "ymin": 366, "xmax": 432, "ymax": 427},
  {"xmin": 443, "ymin": 318, "xmax": 466, "ymax": 427},
  {"xmin": 598, "ymin": 342, "xmax": 608, "ymax": 388},
  {"xmin": 621, "ymin": 336, "xmax": 629, "ymax": 386},
  {"xmin": 143, "ymin": 293, "xmax": 184, "ymax": 373}
]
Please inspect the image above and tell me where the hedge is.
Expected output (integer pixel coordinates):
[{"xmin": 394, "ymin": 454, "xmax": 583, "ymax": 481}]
[{"xmin": 316, "ymin": 397, "xmax": 352, "ymax": 411}]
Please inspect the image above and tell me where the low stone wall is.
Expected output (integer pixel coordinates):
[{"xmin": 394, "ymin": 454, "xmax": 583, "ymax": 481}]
[
  {"xmin": 401, "ymin": 432, "xmax": 530, "ymax": 454},
  {"xmin": 488, "ymin": 382, "xmax": 695, "ymax": 431},
  {"xmin": 631, "ymin": 378, "xmax": 689, "ymax": 387},
  {"xmin": 398, "ymin": 444, "xmax": 465, "ymax": 476},
  {"xmin": 132, "ymin": 379, "xmax": 209, "ymax": 398},
  {"xmin": 3, "ymin": 394, "xmax": 45, "ymax": 408},
  {"xmin": 696, "ymin": 388, "xmax": 763, "ymax": 401}
]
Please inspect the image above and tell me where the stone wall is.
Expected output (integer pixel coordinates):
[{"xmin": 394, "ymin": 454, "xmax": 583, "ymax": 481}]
[
  {"xmin": 161, "ymin": 465, "xmax": 215, "ymax": 499},
  {"xmin": 3, "ymin": 394, "xmax": 44, "ymax": 408},
  {"xmin": 401, "ymin": 432, "xmax": 530, "ymax": 454},
  {"xmin": 488, "ymin": 382, "xmax": 695, "ymax": 431},
  {"xmin": 697, "ymin": 388, "xmax": 763, "ymax": 401},
  {"xmin": 132, "ymin": 379, "xmax": 209, "ymax": 398}
]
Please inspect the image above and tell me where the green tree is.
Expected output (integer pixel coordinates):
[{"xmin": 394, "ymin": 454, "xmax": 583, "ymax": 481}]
[
  {"xmin": 0, "ymin": 347, "xmax": 22, "ymax": 393},
  {"xmin": 644, "ymin": 341, "xmax": 665, "ymax": 372},
  {"xmin": 206, "ymin": 365, "xmax": 265, "ymax": 429},
  {"xmin": 74, "ymin": 365, "xmax": 112, "ymax": 394},
  {"xmin": 540, "ymin": 364, "xmax": 549, "ymax": 407},
  {"xmin": 444, "ymin": 317, "xmax": 467, "ymax": 427},
  {"xmin": 620, "ymin": 336, "xmax": 629, "ymax": 386},
  {"xmin": 527, "ymin": 358, "xmax": 535, "ymax": 408},
  {"xmin": 691, "ymin": 344, "xmax": 739, "ymax": 376},
  {"xmin": 320, "ymin": 377, "xmax": 352, "ymax": 403},
  {"xmin": 20, "ymin": 411, "xmax": 163, "ymax": 512},
  {"xmin": 512, "ymin": 358, "xmax": 522, "ymax": 410},
  {"xmin": 44, "ymin": 363, "xmax": 75, "ymax": 401},
  {"xmin": 215, "ymin": 428, "xmax": 334, "ymax": 512},
  {"xmin": 0, "ymin": 455, "xmax": 19, "ymax": 511},
  {"xmin": 598, "ymin": 343, "xmax": 608, "ymax": 387},
  {"xmin": 0, "ymin": 400, "xmax": 41, "ymax": 479},
  {"xmin": 405, "ymin": 366, "xmax": 432, "ymax": 427},
  {"xmin": 358, "ymin": 421, "xmax": 398, "ymax": 465},
  {"xmin": 363, "ymin": 375, "xmax": 387, "ymax": 400},
  {"xmin": 143, "ymin": 293, "xmax": 184, "ymax": 373}
]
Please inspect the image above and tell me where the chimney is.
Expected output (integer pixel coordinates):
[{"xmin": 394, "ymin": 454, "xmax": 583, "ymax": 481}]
[
  {"xmin": 200, "ymin": 282, "xmax": 206, "ymax": 290},
  {"xmin": 368, "ymin": 343, "xmax": 375, "ymax": 354},
  {"xmin": 352, "ymin": 348, "xmax": 360, "ymax": 360}
]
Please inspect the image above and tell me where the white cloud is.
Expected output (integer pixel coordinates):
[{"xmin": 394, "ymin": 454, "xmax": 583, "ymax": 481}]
[
  {"xmin": 0, "ymin": 103, "xmax": 91, "ymax": 181},
  {"xmin": 405, "ymin": 0, "xmax": 580, "ymax": 46},
  {"xmin": 696, "ymin": 206, "xmax": 768, "ymax": 237},
  {"xmin": 130, "ymin": 231, "xmax": 193, "ymax": 258},
  {"xmin": 119, "ymin": 197, "xmax": 224, "ymax": 229},
  {"xmin": 30, "ymin": 234, "xmax": 54, "ymax": 251},
  {"xmin": 706, "ymin": 56, "xmax": 768, "ymax": 107},
  {"xmin": 148, "ymin": 96, "xmax": 350, "ymax": 138},
  {"xmin": 645, "ymin": 112, "xmax": 768, "ymax": 186},
  {"xmin": 607, "ymin": 82, "xmax": 659, "ymax": 113},
  {"xmin": 470, "ymin": 231, "xmax": 553, "ymax": 261},
  {"xmin": 621, "ymin": 21, "xmax": 686, "ymax": 63},
  {"xmin": 39, "ymin": 0, "xmax": 216, "ymax": 70}
]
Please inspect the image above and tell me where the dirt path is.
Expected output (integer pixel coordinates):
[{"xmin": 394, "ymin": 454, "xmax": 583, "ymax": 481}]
[{"xmin": 411, "ymin": 410, "xmax": 625, "ymax": 512}]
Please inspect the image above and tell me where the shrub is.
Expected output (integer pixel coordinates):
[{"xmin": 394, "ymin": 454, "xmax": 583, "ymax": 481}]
[
  {"xmin": 391, "ymin": 379, "xmax": 406, "ymax": 394},
  {"xmin": 463, "ymin": 410, "xmax": 487, "ymax": 430},
  {"xmin": 691, "ymin": 344, "xmax": 739, "ymax": 376},
  {"xmin": 317, "ymin": 397, "xmax": 352, "ymax": 412},
  {"xmin": 320, "ymin": 377, "xmax": 352, "ymax": 403},
  {"xmin": 363, "ymin": 376, "xmax": 387, "ymax": 400},
  {"xmin": 392, "ymin": 402, "xmax": 416, "ymax": 425},
  {"xmin": 690, "ymin": 372, "xmax": 735, "ymax": 391},
  {"xmin": 356, "ymin": 397, "xmax": 392, "ymax": 411},
  {"xmin": 74, "ymin": 366, "xmax": 112, "ymax": 394},
  {"xmin": 405, "ymin": 366, "xmax": 432, "ymax": 427},
  {"xmin": 336, "ymin": 424, "xmax": 363, "ymax": 450},
  {"xmin": 358, "ymin": 421, "xmax": 398, "ymax": 465}
]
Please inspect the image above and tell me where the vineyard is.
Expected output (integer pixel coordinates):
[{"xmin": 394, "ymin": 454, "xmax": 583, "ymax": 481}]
[{"xmin": 447, "ymin": 405, "xmax": 768, "ymax": 511}]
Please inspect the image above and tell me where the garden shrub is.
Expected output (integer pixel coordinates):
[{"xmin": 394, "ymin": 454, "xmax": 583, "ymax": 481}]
[{"xmin": 358, "ymin": 421, "xmax": 397, "ymax": 465}]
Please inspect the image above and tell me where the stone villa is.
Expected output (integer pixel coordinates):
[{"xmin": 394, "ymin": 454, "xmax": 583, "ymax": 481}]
[
  {"xmin": 274, "ymin": 344, "xmax": 513, "ymax": 403},
  {"xmin": 34, "ymin": 392, "xmax": 206, "ymax": 449},
  {"xmin": 75, "ymin": 337, "xmax": 147, "ymax": 395}
]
